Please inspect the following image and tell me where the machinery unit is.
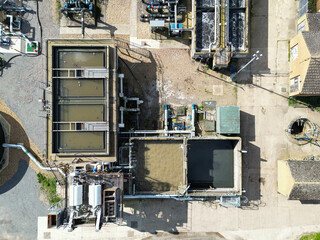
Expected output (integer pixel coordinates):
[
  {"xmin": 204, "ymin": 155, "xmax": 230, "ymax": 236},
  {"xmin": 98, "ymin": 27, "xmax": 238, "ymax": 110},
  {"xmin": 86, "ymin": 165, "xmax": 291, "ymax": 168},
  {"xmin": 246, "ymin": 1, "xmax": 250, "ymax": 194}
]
[
  {"xmin": 63, "ymin": 168, "xmax": 123, "ymax": 232},
  {"xmin": 61, "ymin": 0, "xmax": 94, "ymax": 17},
  {"xmin": 60, "ymin": 0, "xmax": 95, "ymax": 38},
  {"xmin": 140, "ymin": 0, "xmax": 189, "ymax": 38}
]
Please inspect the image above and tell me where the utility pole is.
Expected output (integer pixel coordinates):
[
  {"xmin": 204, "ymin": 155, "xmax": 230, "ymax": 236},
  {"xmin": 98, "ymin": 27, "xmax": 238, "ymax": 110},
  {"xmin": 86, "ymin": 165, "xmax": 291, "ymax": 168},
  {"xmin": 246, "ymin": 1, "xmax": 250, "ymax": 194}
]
[{"xmin": 230, "ymin": 50, "xmax": 262, "ymax": 80}]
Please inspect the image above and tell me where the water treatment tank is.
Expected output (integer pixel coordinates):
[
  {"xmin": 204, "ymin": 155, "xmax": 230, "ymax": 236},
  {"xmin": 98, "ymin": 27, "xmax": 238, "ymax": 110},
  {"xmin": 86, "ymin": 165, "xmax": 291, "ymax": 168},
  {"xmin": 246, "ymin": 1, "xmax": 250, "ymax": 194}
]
[
  {"xmin": 89, "ymin": 184, "xmax": 101, "ymax": 208},
  {"xmin": 69, "ymin": 185, "xmax": 83, "ymax": 207},
  {"xmin": 0, "ymin": 119, "xmax": 5, "ymax": 162}
]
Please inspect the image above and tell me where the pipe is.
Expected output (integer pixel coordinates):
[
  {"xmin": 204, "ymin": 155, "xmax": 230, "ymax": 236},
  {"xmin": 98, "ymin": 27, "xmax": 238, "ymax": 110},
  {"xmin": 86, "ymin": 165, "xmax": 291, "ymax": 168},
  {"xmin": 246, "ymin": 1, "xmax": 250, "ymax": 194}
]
[
  {"xmin": 164, "ymin": 104, "xmax": 169, "ymax": 131},
  {"xmin": 120, "ymin": 130, "xmax": 193, "ymax": 134},
  {"xmin": 81, "ymin": 9, "xmax": 85, "ymax": 39},
  {"xmin": 95, "ymin": 207, "xmax": 102, "ymax": 232},
  {"xmin": 124, "ymin": 194, "xmax": 205, "ymax": 201},
  {"xmin": 110, "ymin": 165, "xmax": 134, "ymax": 169},
  {"xmin": 174, "ymin": 3, "xmax": 177, "ymax": 29},
  {"xmin": 192, "ymin": 104, "xmax": 196, "ymax": 130},
  {"xmin": 2, "ymin": 143, "xmax": 66, "ymax": 176},
  {"xmin": 67, "ymin": 209, "xmax": 76, "ymax": 232},
  {"xmin": 119, "ymin": 74, "xmax": 124, "ymax": 98},
  {"xmin": 7, "ymin": 15, "xmax": 13, "ymax": 33}
]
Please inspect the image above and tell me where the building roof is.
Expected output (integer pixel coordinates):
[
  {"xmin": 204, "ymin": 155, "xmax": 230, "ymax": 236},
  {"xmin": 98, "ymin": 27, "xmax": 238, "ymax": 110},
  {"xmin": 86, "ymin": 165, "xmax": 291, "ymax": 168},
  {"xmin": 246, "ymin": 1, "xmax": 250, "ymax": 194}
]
[
  {"xmin": 299, "ymin": 14, "xmax": 320, "ymax": 95},
  {"xmin": 216, "ymin": 106, "xmax": 240, "ymax": 135},
  {"xmin": 287, "ymin": 160, "xmax": 320, "ymax": 200},
  {"xmin": 302, "ymin": 31, "xmax": 320, "ymax": 57},
  {"xmin": 300, "ymin": 58, "xmax": 320, "ymax": 95},
  {"xmin": 306, "ymin": 13, "xmax": 320, "ymax": 33}
]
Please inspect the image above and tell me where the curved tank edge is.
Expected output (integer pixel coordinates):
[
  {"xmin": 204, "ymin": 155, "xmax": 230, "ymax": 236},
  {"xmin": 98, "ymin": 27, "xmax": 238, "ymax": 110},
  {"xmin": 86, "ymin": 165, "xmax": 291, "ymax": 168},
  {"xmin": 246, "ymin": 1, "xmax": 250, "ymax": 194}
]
[{"xmin": 0, "ymin": 114, "xmax": 11, "ymax": 172}]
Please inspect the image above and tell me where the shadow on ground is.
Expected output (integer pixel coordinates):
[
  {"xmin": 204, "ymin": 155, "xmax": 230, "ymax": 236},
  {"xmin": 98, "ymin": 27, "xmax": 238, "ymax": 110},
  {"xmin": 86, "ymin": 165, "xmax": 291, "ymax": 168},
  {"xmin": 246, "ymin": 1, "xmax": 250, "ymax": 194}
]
[
  {"xmin": 240, "ymin": 111, "xmax": 266, "ymax": 203},
  {"xmin": 233, "ymin": 0, "xmax": 270, "ymax": 84},
  {"xmin": 124, "ymin": 199, "xmax": 187, "ymax": 233},
  {"xmin": 118, "ymin": 49, "xmax": 160, "ymax": 130}
]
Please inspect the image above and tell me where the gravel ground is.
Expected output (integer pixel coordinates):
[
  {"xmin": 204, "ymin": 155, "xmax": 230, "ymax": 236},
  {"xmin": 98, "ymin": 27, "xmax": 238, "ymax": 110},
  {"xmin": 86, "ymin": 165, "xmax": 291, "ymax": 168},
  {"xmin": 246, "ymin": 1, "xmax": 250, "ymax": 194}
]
[
  {"xmin": 0, "ymin": 162, "xmax": 48, "ymax": 240},
  {"xmin": 0, "ymin": 0, "xmax": 60, "ymax": 154}
]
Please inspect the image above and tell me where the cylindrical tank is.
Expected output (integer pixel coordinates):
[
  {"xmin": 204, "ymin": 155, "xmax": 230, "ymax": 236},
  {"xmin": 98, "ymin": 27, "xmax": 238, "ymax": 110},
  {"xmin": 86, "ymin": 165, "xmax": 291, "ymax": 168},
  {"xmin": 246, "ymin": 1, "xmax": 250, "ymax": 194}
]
[
  {"xmin": 69, "ymin": 185, "xmax": 83, "ymax": 207},
  {"xmin": 88, "ymin": 184, "xmax": 101, "ymax": 208},
  {"xmin": 0, "ymin": 119, "xmax": 5, "ymax": 163}
]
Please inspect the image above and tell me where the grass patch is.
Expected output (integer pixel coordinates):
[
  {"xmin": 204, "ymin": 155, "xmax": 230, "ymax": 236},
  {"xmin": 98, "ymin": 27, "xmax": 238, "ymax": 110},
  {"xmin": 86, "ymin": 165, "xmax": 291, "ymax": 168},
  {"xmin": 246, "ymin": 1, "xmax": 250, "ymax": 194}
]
[
  {"xmin": 37, "ymin": 173, "xmax": 60, "ymax": 205},
  {"xmin": 300, "ymin": 233, "xmax": 320, "ymax": 240}
]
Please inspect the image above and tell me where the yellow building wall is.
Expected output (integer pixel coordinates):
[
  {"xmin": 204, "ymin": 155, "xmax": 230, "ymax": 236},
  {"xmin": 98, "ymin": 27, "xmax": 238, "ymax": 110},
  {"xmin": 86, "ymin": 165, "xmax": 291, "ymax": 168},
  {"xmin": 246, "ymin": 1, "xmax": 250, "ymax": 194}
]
[
  {"xmin": 297, "ymin": 14, "xmax": 309, "ymax": 31},
  {"xmin": 278, "ymin": 160, "xmax": 294, "ymax": 197},
  {"xmin": 289, "ymin": 33, "xmax": 311, "ymax": 96}
]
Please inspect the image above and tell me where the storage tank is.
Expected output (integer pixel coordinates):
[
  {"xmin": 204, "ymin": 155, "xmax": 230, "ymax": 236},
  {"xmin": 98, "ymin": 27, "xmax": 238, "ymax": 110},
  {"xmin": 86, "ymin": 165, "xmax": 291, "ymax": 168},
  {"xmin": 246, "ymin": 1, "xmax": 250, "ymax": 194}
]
[
  {"xmin": 0, "ymin": 119, "xmax": 5, "ymax": 163},
  {"xmin": 69, "ymin": 185, "xmax": 83, "ymax": 207},
  {"xmin": 89, "ymin": 184, "xmax": 101, "ymax": 208}
]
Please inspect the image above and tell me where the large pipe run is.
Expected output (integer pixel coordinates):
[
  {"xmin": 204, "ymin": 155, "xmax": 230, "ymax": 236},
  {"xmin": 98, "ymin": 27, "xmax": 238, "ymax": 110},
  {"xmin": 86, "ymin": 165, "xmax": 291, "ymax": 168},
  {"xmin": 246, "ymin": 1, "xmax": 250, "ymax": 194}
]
[
  {"xmin": 2, "ymin": 143, "xmax": 65, "ymax": 176},
  {"xmin": 124, "ymin": 194, "xmax": 205, "ymax": 201}
]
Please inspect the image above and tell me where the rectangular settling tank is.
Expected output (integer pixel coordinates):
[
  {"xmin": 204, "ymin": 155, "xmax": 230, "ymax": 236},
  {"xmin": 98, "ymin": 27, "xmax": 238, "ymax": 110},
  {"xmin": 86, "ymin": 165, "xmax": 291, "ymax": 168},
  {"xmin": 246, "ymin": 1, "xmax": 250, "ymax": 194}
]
[
  {"xmin": 133, "ymin": 139, "xmax": 185, "ymax": 193},
  {"xmin": 51, "ymin": 46, "xmax": 109, "ymax": 155},
  {"xmin": 186, "ymin": 138, "xmax": 241, "ymax": 195}
]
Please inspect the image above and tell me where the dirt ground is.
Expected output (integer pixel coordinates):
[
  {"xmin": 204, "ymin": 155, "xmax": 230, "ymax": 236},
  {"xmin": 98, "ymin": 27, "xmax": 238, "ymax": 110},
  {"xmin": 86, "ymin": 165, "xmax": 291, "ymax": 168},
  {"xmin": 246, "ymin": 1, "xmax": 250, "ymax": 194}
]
[
  {"xmin": 118, "ymin": 48, "xmax": 237, "ymax": 129},
  {"xmin": 105, "ymin": 0, "xmax": 131, "ymax": 25}
]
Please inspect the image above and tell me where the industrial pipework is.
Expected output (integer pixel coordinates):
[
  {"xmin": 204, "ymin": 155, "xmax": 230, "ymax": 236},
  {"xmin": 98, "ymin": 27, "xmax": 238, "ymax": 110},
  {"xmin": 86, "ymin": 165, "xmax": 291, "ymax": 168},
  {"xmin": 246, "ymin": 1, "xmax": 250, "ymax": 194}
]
[
  {"xmin": 2, "ymin": 143, "xmax": 65, "ymax": 176},
  {"xmin": 140, "ymin": 0, "xmax": 188, "ymax": 38}
]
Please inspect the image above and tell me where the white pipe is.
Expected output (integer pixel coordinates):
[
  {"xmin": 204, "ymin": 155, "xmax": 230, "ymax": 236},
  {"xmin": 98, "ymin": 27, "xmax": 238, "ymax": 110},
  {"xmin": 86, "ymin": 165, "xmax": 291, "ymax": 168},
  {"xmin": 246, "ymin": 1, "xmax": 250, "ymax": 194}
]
[
  {"xmin": 164, "ymin": 104, "xmax": 168, "ymax": 131},
  {"xmin": 124, "ymin": 195, "xmax": 205, "ymax": 201},
  {"xmin": 118, "ymin": 74, "xmax": 124, "ymax": 98},
  {"xmin": 209, "ymin": 0, "xmax": 218, "ymax": 52},
  {"xmin": 2, "ymin": 143, "xmax": 66, "ymax": 177},
  {"xmin": 120, "ymin": 130, "xmax": 193, "ymax": 134},
  {"xmin": 174, "ymin": 3, "xmax": 177, "ymax": 29},
  {"xmin": 7, "ymin": 15, "xmax": 13, "ymax": 33},
  {"xmin": 192, "ymin": 104, "xmax": 196, "ymax": 130},
  {"xmin": 95, "ymin": 207, "xmax": 102, "ymax": 232},
  {"xmin": 67, "ymin": 209, "xmax": 76, "ymax": 232}
]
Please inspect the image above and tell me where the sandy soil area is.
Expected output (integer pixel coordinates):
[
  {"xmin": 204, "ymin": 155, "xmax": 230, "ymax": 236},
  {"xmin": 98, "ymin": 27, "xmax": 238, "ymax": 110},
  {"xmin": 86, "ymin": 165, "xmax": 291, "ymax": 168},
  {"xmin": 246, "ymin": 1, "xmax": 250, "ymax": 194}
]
[{"xmin": 105, "ymin": 0, "xmax": 131, "ymax": 25}]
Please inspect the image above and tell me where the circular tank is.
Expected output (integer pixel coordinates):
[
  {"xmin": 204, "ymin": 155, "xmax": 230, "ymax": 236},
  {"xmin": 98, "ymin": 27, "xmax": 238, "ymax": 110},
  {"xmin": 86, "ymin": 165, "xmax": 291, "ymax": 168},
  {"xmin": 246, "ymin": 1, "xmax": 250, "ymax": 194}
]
[{"xmin": 0, "ymin": 120, "xmax": 5, "ymax": 162}]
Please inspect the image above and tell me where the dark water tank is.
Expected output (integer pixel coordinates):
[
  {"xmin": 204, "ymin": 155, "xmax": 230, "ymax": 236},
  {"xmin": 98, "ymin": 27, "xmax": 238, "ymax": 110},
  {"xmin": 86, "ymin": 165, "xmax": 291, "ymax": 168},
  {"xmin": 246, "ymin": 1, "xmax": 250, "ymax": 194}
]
[{"xmin": 0, "ymin": 121, "xmax": 4, "ymax": 162}]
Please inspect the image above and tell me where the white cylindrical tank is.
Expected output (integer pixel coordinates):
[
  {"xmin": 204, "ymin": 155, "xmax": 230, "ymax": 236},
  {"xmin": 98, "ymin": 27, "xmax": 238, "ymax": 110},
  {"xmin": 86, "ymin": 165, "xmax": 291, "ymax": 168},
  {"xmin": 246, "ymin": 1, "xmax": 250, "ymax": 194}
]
[
  {"xmin": 69, "ymin": 185, "xmax": 83, "ymax": 207},
  {"xmin": 89, "ymin": 184, "xmax": 101, "ymax": 208}
]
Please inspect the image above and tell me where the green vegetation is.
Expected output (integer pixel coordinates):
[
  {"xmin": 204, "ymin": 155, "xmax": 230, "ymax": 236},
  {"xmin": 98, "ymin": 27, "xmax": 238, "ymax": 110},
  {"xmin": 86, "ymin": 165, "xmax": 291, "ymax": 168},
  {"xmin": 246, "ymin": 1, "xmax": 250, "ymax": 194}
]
[
  {"xmin": 288, "ymin": 98, "xmax": 297, "ymax": 106},
  {"xmin": 56, "ymin": 0, "xmax": 61, "ymax": 24},
  {"xmin": 37, "ymin": 173, "xmax": 60, "ymax": 205},
  {"xmin": 300, "ymin": 233, "xmax": 320, "ymax": 240},
  {"xmin": 288, "ymin": 97, "xmax": 320, "ymax": 111},
  {"xmin": 233, "ymin": 86, "xmax": 238, "ymax": 95},
  {"xmin": 308, "ymin": 0, "xmax": 317, "ymax": 13}
]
